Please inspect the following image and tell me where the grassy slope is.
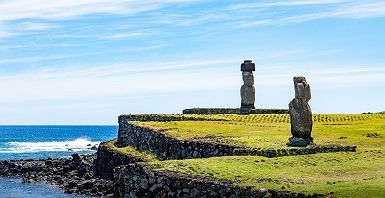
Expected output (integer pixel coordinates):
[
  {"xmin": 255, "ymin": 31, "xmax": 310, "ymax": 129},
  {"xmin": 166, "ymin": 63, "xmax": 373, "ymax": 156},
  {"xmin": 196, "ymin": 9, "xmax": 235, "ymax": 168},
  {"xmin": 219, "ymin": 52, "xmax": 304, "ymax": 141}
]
[
  {"xmin": 134, "ymin": 114, "xmax": 385, "ymax": 197},
  {"xmin": 137, "ymin": 114, "xmax": 385, "ymax": 150},
  {"xmin": 150, "ymin": 151, "xmax": 385, "ymax": 197}
]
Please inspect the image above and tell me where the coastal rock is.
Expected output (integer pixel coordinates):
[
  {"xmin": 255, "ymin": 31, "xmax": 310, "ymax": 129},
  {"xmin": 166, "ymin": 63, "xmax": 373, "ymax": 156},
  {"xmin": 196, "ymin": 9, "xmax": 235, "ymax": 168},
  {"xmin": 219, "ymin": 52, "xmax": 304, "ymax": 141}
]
[
  {"xmin": 90, "ymin": 145, "xmax": 98, "ymax": 151},
  {"xmin": 0, "ymin": 154, "xmax": 114, "ymax": 197},
  {"xmin": 71, "ymin": 153, "xmax": 81, "ymax": 168},
  {"xmin": 0, "ymin": 142, "xmax": 355, "ymax": 198},
  {"xmin": 79, "ymin": 179, "xmax": 94, "ymax": 190},
  {"xmin": 288, "ymin": 76, "xmax": 313, "ymax": 147}
]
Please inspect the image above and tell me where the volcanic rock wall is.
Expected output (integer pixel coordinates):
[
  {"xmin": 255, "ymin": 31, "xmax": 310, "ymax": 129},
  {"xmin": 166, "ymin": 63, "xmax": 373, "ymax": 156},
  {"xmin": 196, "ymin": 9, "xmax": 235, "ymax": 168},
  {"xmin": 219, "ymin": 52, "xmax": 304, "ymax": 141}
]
[
  {"xmin": 113, "ymin": 163, "xmax": 323, "ymax": 198},
  {"xmin": 116, "ymin": 115, "xmax": 356, "ymax": 160},
  {"xmin": 94, "ymin": 141, "xmax": 147, "ymax": 180}
]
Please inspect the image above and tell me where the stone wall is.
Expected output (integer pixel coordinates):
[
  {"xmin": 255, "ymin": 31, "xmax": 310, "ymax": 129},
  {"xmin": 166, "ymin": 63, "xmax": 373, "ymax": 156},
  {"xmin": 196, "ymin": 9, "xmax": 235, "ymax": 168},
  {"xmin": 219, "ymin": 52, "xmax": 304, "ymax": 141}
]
[
  {"xmin": 182, "ymin": 108, "xmax": 289, "ymax": 114},
  {"xmin": 116, "ymin": 117, "xmax": 356, "ymax": 160},
  {"xmin": 119, "ymin": 114, "xmax": 226, "ymax": 122},
  {"xmin": 114, "ymin": 162, "xmax": 324, "ymax": 198},
  {"xmin": 117, "ymin": 119, "xmax": 246, "ymax": 160},
  {"xmin": 93, "ymin": 141, "xmax": 147, "ymax": 180}
]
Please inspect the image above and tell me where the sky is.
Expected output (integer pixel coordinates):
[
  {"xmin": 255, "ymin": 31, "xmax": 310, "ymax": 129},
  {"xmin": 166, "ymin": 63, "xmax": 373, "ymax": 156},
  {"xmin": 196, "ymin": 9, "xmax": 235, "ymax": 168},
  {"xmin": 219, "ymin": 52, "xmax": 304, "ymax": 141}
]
[{"xmin": 0, "ymin": 0, "xmax": 384, "ymax": 125}]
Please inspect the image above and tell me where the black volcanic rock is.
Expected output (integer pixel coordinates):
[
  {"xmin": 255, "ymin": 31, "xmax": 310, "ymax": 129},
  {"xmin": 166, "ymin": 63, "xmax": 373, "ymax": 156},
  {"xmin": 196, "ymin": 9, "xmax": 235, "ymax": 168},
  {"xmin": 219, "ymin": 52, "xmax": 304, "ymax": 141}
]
[{"xmin": 0, "ymin": 154, "xmax": 114, "ymax": 197}]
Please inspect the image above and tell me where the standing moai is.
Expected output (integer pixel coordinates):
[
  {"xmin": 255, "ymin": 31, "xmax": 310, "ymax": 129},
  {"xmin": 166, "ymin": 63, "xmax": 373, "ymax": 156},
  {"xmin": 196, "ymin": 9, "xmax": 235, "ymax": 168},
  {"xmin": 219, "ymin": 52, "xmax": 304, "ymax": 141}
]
[
  {"xmin": 288, "ymin": 76, "xmax": 313, "ymax": 147},
  {"xmin": 240, "ymin": 60, "xmax": 255, "ymax": 111}
]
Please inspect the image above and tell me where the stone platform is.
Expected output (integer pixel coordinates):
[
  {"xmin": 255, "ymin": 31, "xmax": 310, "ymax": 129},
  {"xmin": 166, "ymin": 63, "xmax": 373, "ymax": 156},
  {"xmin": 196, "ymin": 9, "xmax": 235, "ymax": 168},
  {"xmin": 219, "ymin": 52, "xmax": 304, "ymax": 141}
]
[{"xmin": 182, "ymin": 108, "xmax": 289, "ymax": 114}]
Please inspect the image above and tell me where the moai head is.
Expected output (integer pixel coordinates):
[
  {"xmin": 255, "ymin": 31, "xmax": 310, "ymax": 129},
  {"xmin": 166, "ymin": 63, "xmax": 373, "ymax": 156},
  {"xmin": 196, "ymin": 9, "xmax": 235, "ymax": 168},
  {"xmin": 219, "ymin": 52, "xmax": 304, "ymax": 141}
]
[
  {"xmin": 293, "ymin": 76, "xmax": 311, "ymax": 103},
  {"xmin": 242, "ymin": 71, "xmax": 254, "ymax": 86}
]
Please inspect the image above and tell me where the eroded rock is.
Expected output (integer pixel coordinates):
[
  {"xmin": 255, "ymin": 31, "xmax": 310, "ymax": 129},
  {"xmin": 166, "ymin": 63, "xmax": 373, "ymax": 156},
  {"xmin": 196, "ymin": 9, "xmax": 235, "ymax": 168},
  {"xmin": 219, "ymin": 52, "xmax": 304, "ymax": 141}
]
[
  {"xmin": 0, "ymin": 154, "xmax": 114, "ymax": 197},
  {"xmin": 288, "ymin": 76, "xmax": 313, "ymax": 147}
]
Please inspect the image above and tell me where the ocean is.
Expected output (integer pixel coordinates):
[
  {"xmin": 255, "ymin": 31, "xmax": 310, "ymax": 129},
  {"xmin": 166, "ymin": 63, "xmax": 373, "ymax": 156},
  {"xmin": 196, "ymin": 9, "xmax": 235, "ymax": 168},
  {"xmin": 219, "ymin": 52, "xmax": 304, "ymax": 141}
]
[{"xmin": 0, "ymin": 125, "xmax": 118, "ymax": 197}]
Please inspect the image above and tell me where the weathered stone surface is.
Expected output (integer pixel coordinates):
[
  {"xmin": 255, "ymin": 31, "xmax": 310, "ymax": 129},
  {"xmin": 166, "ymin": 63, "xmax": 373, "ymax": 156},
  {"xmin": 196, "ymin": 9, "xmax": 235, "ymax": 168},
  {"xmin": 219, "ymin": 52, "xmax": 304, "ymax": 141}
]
[
  {"xmin": 288, "ymin": 76, "xmax": 313, "ymax": 147},
  {"xmin": 182, "ymin": 108, "xmax": 289, "ymax": 114},
  {"xmin": 118, "ymin": 114, "xmax": 225, "ymax": 123},
  {"xmin": 93, "ymin": 141, "xmax": 147, "ymax": 180},
  {"xmin": 241, "ymin": 71, "xmax": 255, "ymax": 109},
  {"xmin": 114, "ymin": 162, "xmax": 325, "ymax": 198},
  {"xmin": 241, "ymin": 60, "xmax": 255, "ymax": 72},
  {"xmin": 0, "ymin": 154, "xmax": 114, "ymax": 197}
]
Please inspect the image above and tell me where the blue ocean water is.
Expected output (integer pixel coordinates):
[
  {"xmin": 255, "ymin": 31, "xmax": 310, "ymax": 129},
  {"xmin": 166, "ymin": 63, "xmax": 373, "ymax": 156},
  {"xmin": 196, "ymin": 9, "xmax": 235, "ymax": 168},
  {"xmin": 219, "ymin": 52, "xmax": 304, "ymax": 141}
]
[
  {"xmin": 0, "ymin": 125, "xmax": 117, "ymax": 160},
  {"xmin": 0, "ymin": 178, "xmax": 90, "ymax": 198},
  {"xmin": 0, "ymin": 125, "xmax": 118, "ymax": 197}
]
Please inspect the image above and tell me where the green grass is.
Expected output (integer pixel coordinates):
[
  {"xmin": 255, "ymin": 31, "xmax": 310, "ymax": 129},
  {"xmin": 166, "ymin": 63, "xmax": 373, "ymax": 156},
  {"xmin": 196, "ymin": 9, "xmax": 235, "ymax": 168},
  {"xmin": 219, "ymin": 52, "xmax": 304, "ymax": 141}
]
[
  {"xmin": 105, "ymin": 141, "xmax": 158, "ymax": 161},
  {"xmin": 150, "ymin": 150, "xmax": 385, "ymax": 197},
  {"xmin": 123, "ymin": 114, "xmax": 385, "ymax": 197},
  {"xmin": 136, "ymin": 114, "xmax": 385, "ymax": 150}
]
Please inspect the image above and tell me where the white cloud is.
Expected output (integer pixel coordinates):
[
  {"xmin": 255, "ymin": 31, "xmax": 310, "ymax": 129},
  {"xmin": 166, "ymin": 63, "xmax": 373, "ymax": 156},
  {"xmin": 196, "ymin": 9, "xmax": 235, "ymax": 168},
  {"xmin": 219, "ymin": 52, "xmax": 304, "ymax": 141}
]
[
  {"xmin": 0, "ymin": 0, "xmax": 199, "ymax": 38},
  {"xmin": 0, "ymin": 0, "xmax": 384, "ymax": 39},
  {"xmin": 15, "ymin": 22, "xmax": 58, "ymax": 31},
  {"xmin": 0, "ymin": 0, "xmax": 198, "ymax": 21},
  {"xmin": 132, "ymin": 0, "xmax": 385, "ymax": 28},
  {"xmin": 0, "ymin": 31, "xmax": 17, "ymax": 39},
  {"xmin": 0, "ymin": 45, "xmax": 26, "ymax": 50},
  {"xmin": 230, "ymin": 1, "xmax": 385, "ymax": 27},
  {"xmin": 333, "ymin": 1, "xmax": 385, "ymax": 18},
  {"xmin": 98, "ymin": 32, "xmax": 150, "ymax": 40},
  {"xmin": 276, "ymin": 1, "xmax": 385, "ymax": 23},
  {"xmin": 228, "ymin": 0, "xmax": 350, "ymax": 10},
  {"xmin": 0, "ymin": 44, "xmax": 167, "ymax": 65},
  {"xmin": 0, "ymin": 23, "xmax": 18, "ymax": 38},
  {"xmin": 255, "ymin": 65, "xmax": 385, "ymax": 89},
  {"xmin": 0, "ymin": 59, "xmax": 384, "ymax": 104},
  {"xmin": 0, "ymin": 59, "xmax": 239, "ymax": 103}
]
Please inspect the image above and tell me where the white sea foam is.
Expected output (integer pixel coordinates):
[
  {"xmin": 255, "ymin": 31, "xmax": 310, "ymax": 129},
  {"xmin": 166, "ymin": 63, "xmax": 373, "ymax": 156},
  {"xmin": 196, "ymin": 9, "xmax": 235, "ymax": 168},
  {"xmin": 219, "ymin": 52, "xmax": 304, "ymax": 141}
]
[{"xmin": 0, "ymin": 138, "xmax": 100, "ymax": 153}]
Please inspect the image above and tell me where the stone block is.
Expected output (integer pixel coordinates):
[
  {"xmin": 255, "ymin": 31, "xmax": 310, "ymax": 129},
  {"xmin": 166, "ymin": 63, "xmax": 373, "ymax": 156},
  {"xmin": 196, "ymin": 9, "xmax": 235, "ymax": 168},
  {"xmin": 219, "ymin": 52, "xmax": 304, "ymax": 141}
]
[{"xmin": 240, "ymin": 60, "xmax": 255, "ymax": 72}]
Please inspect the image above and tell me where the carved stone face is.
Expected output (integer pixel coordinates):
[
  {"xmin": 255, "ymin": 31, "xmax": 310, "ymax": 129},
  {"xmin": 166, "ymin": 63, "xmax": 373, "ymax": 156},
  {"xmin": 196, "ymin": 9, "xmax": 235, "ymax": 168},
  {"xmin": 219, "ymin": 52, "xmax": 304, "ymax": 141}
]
[
  {"xmin": 293, "ymin": 76, "xmax": 311, "ymax": 102},
  {"xmin": 242, "ymin": 71, "xmax": 254, "ymax": 86}
]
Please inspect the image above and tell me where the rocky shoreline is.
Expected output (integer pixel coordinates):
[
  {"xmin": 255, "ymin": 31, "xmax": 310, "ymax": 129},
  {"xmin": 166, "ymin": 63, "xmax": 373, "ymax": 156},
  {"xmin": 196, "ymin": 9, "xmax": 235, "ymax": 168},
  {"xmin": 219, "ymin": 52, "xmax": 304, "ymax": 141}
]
[
  {"xmin": 0, "ymin": 154, "xmax": 114, "ymax": 197},
  {"xmin": 0, "ymin": 143, "xmax": 332, "ymax": 198}
]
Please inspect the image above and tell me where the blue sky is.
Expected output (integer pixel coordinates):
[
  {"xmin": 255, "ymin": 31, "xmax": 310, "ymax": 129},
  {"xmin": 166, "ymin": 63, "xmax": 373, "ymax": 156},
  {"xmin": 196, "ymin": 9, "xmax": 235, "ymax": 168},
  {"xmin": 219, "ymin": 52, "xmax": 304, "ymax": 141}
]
[{"xmin": 0, "ymin": 0, "xmax": 384, "ymax": 125}]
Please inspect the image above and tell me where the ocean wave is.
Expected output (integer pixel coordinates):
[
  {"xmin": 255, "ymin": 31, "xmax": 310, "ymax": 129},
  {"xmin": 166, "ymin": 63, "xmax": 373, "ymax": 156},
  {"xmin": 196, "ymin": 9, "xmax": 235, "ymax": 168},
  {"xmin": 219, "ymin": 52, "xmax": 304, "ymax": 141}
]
[{"xmin": 0, "ymin": 138, "xmax": 100, "ymax": 153}]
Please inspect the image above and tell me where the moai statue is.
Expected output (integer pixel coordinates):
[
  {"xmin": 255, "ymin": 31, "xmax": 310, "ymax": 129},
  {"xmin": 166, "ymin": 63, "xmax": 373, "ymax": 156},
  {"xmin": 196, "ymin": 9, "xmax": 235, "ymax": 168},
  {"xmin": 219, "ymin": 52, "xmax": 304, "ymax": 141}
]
[
  {"xmin": 240, "ymin": 60, "xmax": 255, "ymax": 111},
  {"xmin": 288, "ymin": 76, "xmax": 313, "ymax": 147}
]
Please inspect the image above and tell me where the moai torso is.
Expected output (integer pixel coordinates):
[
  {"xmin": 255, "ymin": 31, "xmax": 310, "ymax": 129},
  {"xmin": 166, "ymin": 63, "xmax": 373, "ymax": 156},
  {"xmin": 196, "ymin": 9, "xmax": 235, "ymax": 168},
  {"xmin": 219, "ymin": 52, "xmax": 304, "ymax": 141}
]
[
  {"xmin": 289, "ymin": 76, "xmax": 313, "ymax": 139},
  {"xmin": 240, "ymin": 60, "xmax": 256, "ymax": 109},
  {"xmin": 241, "ymin": 71, "xmax": 255, "ymax": 108}
]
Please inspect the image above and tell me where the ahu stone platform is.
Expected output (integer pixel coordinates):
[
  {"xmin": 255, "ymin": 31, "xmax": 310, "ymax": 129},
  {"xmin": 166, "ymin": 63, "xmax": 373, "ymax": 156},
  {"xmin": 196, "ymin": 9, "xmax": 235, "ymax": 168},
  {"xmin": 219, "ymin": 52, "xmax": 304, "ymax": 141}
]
[
  {"xmin": 183, "ymin": 108, "xmax": 289, "ymax": 115},
  {"xmin": 93, "ymin": 114, "xmax": 360, "ymax": 198},
  {"xmin": 117, "ymin": 114, "xmax": 356, "ymax": 160}
]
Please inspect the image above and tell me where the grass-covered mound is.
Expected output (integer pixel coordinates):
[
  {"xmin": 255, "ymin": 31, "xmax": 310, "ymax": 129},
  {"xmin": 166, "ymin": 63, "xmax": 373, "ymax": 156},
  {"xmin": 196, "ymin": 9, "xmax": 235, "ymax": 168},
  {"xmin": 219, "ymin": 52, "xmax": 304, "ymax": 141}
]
[
  {"xmin": 136, "ymin": 114, "xmax": 385, "ymax": 150},
  {"xmin": 150, "ymin": 150, "xmax": 385, "ymax": 197},
  {"xmin": 113, "ymin": 114, "xmax": 385, "ymax": 197}
]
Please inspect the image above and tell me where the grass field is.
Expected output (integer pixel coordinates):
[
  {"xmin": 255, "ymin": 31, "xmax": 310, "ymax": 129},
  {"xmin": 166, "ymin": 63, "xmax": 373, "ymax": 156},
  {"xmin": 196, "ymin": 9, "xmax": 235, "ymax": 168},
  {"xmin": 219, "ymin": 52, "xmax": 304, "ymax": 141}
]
[
  {"xmin": 118, "ymin": 114, "xmax": 385, "ymax": 197},
  {"xmin": 136, "ymin": 114, "xmax": 385, "ymax": 150},
  {"xmin": 150, "ymin": 150, "xmax": 385, "ymax": 197}
]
